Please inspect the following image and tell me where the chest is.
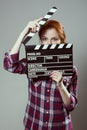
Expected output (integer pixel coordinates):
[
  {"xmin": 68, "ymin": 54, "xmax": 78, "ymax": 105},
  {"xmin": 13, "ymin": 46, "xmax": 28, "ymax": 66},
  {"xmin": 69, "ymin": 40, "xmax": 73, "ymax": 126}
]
[{"xmin": 28, "ymin": 80, "xmax": 65, "ymax": 103}]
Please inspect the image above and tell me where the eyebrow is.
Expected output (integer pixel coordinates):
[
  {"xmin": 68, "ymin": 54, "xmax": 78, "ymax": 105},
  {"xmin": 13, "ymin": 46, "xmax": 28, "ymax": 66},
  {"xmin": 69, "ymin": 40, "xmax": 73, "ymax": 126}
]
[{"xmin": 41, "ymin": 35, "xmax": 47, "ymax": 37}]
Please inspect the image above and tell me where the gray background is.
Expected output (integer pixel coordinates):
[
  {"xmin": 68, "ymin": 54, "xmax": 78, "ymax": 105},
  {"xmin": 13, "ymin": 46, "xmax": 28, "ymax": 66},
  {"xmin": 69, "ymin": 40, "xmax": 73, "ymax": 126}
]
[{"xmin": 0, "ymin": 0, "xmax": 87, "ymax": 130}]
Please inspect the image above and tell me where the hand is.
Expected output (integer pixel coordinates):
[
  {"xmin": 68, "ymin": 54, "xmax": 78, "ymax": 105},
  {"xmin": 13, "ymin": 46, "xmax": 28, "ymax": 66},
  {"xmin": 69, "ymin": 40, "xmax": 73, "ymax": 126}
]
[
  {"xmin": 27, "ymin": 17, "xmax": 43, "ymax": 32},
  {"xmin": 50, "ymin": 71, "xmax": 63, "ymax": 86},
  {"xmin": 22, "ymin": 17, "xmax": 43, "ymax": 36}
]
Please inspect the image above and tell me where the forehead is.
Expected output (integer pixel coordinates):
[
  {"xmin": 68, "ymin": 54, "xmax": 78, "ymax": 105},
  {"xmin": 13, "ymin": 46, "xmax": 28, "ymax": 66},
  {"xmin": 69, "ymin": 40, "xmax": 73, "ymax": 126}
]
[{"xmin": 42, "ymin": 28, "xmax": 59, "ymax": 37}]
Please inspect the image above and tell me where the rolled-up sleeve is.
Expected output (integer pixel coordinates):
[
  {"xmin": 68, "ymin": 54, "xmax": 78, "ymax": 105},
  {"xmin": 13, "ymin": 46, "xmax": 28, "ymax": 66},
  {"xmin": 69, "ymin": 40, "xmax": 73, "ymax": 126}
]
[
  {"xmin": 65, "ymin": 66, "xmax": 78, "ymax": 112},
  {"xmin": 3, "ymin": 52, "xmax": 27, "ymax": 74}
]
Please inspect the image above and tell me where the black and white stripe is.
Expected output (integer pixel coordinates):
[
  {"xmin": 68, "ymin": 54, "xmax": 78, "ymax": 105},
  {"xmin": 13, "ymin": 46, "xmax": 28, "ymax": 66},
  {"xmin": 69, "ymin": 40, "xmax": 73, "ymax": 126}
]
[
  {"xmin": 23, "ymin": 7, "xmax": 57, "ymax": 45},
  {"xmin": 34, "ymin": 43, "xmax": 72, "ymax": 50}
]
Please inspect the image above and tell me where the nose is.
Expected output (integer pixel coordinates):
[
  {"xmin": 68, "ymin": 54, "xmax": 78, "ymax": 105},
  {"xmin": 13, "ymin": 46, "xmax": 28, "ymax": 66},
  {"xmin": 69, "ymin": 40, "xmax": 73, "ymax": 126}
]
[{"xmin": 48, "ymin": 39, "xmax": 52, "ymax": 44}]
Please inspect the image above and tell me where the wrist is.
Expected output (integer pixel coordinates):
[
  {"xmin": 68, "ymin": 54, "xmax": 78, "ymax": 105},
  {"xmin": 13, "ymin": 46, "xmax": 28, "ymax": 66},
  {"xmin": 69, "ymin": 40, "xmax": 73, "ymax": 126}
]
[
  {"xmin": 57, "ymin": 77, "xmax": 63, "ymax": 88},
  {"xmin": 59, "ymin": 77, "xmax": 63, "ymax": 84},
  {"xmin": 59, "ymin": 81, "xmax": 63, "ymax": 88}
]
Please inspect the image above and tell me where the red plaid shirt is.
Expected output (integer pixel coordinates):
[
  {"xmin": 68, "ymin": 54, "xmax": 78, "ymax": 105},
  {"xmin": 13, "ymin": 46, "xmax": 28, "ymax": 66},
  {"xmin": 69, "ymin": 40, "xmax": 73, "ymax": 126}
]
[{"xmin": 4, "ymin": 52, "xmax": 78, "ymax": 130}]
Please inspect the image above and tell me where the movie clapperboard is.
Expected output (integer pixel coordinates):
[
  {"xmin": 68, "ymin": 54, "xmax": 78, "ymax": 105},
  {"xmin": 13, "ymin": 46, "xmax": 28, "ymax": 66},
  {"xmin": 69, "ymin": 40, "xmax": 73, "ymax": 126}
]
[
  {"xmin": 25, "ymin": 43, "xmax": 73, "ymax": 80},
  {"xmin": 23, "ymin": 7, "xmax": 73, "ymax": 80}
]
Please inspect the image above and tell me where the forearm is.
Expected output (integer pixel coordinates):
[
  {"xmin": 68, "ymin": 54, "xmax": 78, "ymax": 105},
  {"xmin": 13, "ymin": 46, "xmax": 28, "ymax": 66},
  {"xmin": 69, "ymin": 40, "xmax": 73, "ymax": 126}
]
[
  {"xmin": 51, "ymin": 68, "xmax": 78, "ymax": 111},
  {"xmin": 9, "ymin": 18, "xmax": 42, "ymax": 55},
  {"xmin": 9, "ymin": 30, "xmax": 27, "ymax": 55},
  {"xmin": 58, "ymin": 81, "xmax": 71, "ymax": 107}
]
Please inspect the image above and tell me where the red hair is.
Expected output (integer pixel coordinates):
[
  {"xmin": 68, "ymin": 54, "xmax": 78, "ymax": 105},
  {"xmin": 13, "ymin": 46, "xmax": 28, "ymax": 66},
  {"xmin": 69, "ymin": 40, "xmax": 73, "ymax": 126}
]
[{"xmin": 38, "ymin": 20, "xmax": 66, "ymax": 43}]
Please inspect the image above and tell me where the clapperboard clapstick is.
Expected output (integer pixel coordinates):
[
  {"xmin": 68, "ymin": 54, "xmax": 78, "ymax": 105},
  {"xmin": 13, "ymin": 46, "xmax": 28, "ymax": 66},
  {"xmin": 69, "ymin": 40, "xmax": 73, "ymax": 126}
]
[
  {"xmin": 26, "ymin": 43, "xmax": 73, "ymax": 80},
  {"xmin": 23, "ymin": 7, "xmax": 57, "ymax": 45}
]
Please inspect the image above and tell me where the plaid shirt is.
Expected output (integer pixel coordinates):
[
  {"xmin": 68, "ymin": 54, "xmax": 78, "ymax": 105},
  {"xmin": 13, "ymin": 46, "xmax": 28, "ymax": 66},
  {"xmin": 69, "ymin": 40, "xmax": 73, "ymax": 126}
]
[{"xmin": 4, "ymin": 52, "xmax": 78, "ymax": 130}]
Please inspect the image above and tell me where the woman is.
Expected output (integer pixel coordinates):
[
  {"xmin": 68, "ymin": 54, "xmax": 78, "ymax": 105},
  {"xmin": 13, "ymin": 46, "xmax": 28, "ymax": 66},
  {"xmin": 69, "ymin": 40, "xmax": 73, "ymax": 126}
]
[{"xmin": 3, "ymin": 18, "xmax": 78, "ymax": 130}]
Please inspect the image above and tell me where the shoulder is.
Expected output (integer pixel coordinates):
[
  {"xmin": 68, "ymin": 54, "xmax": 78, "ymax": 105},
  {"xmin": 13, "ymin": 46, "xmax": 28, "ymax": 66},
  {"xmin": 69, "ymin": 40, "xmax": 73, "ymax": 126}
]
[
  {"xmin": 72, "ymin": 65, "xmax": 78, "ymax": 79},
  {"xmin": 73, "ymin": 65, "xmax": 78, "ymax": 73}
]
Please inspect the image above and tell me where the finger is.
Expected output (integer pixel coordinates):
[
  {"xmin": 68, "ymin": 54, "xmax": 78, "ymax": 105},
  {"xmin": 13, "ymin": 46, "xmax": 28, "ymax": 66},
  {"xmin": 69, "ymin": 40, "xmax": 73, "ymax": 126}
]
[
  {"xmin": 35, "ymin": 17, "xmax": 44, "ymax": 22},
  {"xmin": 50, "ymin": 76, "xmax": 58, "ymax": 80},
  {"xmin": 52, "ymin": 71, "xmax": 62, "ymax": 76},
  {"xmin": 51, "ymin": 77, "xmax": 58, "ymax": 83},
  {"xmin": 32, "ymin": 26, "xmax": 37, "ymax": 33},
  {"xmin": 50, "ymin": 73, "xmax": 58, "ymax": 78},
  {"xmin": 50, "ymin": 71, "xmax": 59, "ymax": 76},
  {"xmin": 35, "ymin": 22, "xmax": 40, "ymax": 27}
]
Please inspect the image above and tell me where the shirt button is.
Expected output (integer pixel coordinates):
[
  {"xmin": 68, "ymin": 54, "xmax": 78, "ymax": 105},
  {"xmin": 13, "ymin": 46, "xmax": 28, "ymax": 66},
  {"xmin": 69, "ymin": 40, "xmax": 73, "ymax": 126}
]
[
  {"xmin": 45, "ymin": 121, "xmax": 48, "ymax": 124},
  {"xmin": 46, "ymin": 111, "xmax": 49, "ymax": 114},
  {"xmin": 47, "ymin": 89, "xmax": 50, "ymax": 92},
  {"xmin": 45, "ymin": 121, "xmax": 48, "ymax": 126},
  {"xmin": 47, "ymin": 100, "xmax": 49, "ymax": 103}
]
